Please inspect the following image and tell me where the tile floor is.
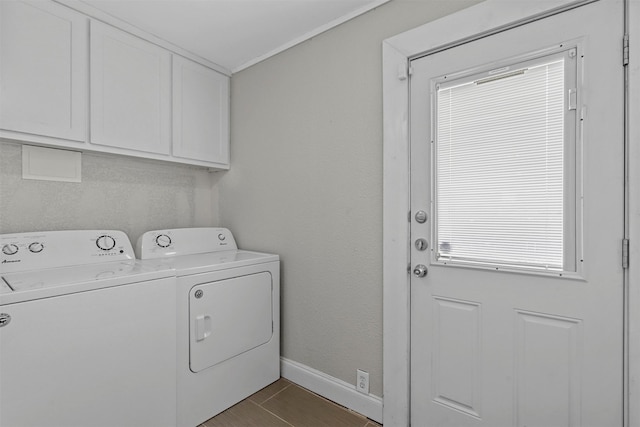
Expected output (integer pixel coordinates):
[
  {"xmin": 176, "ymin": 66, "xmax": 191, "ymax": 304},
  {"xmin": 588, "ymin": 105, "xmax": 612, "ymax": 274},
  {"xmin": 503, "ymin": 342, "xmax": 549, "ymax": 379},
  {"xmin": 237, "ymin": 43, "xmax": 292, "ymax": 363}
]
[{"xmin": 200, "ymin": 378, "xmax": 382, "ymax": 427}]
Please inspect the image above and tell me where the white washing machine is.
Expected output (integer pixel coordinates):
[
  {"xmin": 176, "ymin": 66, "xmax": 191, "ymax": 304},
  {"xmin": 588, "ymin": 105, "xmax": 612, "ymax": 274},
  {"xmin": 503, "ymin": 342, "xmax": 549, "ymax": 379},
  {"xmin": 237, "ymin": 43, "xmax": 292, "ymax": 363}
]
[
  {"xmin": 0, "ymin": 230, "xmax": 177, "ymax": 427},
  {"xmin": 136, "ymin": 227, "xmax": 280, "ymax": 427}
]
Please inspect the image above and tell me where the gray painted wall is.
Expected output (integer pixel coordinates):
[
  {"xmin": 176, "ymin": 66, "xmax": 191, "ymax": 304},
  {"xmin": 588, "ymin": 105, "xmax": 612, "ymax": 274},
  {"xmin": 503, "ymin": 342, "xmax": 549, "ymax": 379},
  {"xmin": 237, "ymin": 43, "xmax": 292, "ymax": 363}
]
[
  {"xmin": 0, "ymin": 141, "xmax": 219, "ymax": 241},
  {"xmin": 220, "ymin": 0, "xmax": 480, "ymax": 397}
]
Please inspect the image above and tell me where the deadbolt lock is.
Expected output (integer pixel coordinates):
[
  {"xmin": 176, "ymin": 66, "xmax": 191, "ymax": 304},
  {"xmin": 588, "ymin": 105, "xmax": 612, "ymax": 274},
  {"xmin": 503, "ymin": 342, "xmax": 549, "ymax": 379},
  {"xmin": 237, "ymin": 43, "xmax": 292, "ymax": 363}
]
[
  {"xmin": 415, "ymin": 211, "xmax": 428, "ymax": 223},
  {"xmin": 415, "ymin": 238, "xmax": 428, "ymax": 251}
]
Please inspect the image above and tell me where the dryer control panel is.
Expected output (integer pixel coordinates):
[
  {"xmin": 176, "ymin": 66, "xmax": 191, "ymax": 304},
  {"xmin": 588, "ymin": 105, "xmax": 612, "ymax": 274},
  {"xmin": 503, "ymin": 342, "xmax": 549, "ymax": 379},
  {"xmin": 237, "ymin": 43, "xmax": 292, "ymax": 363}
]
[
  {"xmin": 136, "ymin": 228, "xmax": 238, "ymax": 259},
  {"xmin": 0, "ymin": 230, "xmax": 135, "ymax": 274}
]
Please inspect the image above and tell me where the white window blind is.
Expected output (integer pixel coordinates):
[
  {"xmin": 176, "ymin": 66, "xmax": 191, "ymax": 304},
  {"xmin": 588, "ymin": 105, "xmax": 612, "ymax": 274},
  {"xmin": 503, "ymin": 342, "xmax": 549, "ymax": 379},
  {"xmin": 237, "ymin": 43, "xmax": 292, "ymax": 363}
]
[{"xmin": 435, "ymin": 58, "xmax": 566, "ymax": 270}]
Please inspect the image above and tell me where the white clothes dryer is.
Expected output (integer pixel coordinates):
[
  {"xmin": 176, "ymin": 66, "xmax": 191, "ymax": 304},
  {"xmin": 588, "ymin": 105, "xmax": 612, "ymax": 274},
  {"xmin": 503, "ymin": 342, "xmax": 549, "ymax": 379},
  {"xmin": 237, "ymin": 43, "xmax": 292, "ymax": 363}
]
[
  {"xmin": 136, "ymin": 227, "xmax": 280, "ymax": 427},
  {"xmin": 0, "ymin": 230, "xmax": 177, "ymax": 427}
]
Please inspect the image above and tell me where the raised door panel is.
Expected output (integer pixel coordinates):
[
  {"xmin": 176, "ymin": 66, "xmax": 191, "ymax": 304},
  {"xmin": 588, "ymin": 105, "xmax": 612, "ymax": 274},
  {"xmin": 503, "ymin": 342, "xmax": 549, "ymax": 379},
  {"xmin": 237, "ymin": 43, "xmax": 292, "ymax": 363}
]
[
  {"xmin": 90, "ymin": 20, "xmax": 171, "ymax": 155},
  {"xmin": 0, "ymin": 0, "xmax": 87, "ymax": 142},
  {"xmin": 173, "ymin": 55, "xmax": 229, "ymax": 166}
]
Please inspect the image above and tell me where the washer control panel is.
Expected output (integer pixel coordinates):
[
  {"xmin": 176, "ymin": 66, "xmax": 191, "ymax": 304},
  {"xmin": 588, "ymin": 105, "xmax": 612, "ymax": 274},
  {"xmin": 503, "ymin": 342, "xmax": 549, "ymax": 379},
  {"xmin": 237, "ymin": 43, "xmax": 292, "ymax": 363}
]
[
  {"xmin": 136, "ymin": 228, "xmax": 238, "ymax": 259},
  {"xmin": 0, "ymin": 230, "xmax": 135, "ymax": 274}
]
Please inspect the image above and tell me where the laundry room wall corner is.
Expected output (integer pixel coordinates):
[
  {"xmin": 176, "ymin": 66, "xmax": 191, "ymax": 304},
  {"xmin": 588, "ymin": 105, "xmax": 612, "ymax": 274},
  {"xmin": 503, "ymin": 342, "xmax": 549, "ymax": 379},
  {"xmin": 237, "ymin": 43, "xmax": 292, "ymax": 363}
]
[{"xmin": 219, "ymin": 0, "xmax": 481, "ymax": 403}]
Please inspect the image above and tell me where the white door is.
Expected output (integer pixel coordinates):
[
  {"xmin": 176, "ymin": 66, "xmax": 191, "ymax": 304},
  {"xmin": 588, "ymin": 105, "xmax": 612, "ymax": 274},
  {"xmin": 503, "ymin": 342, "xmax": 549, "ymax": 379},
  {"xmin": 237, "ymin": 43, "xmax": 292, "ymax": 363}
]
[{"xmin": 410, "ymin": 1, "xmax": 625, "ymax": 426}]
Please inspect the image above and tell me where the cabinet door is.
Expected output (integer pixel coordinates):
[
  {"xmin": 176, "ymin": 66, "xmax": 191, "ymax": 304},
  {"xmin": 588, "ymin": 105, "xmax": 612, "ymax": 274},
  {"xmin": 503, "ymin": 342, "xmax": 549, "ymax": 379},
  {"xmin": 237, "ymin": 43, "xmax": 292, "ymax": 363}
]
[
  {"xmin": 0, "ymin": 0, "xmax": 87, "ymax": 142},
  {"xmin": 90, "ymin": 21, "xmax": 171, "ymax": 155},
  {"xmin": 173, "ymin": 55, "xmax": 229, "ymax": 166}
]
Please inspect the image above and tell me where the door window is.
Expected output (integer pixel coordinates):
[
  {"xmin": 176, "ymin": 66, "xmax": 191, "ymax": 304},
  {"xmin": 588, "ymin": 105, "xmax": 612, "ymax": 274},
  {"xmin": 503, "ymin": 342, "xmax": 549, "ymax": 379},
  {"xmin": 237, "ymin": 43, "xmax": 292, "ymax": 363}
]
[{"xmin": 433, "ymin": 49, "xmax": 578, "ymax": 273}]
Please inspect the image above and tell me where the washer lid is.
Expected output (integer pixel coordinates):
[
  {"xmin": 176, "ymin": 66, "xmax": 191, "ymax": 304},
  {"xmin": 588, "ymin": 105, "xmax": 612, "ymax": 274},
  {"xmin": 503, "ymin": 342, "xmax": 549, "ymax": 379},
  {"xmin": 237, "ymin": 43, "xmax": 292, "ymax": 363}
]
[
  {"xmin": 1, "ymin": 261, "xmax": 173, "ymax": 305},
  {"xmin": 140, "ymin": 250, "xmax": 279, "ymax": 276}
]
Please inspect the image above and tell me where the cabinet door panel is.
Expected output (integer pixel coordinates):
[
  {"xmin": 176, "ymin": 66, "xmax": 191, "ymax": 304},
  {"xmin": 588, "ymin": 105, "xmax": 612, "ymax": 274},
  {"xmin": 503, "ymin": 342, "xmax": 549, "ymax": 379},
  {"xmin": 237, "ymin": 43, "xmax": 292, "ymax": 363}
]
[
  {"xmin": 90, "ymin": 21, "xmax": 171, "ymax": 155},
  {"xmin": 0, "ymin": 0, "xmax": 87, "ymax": 141},
  {"xmin": 173, "ymin": 56, "xmax": 229, "ymax": 165}
]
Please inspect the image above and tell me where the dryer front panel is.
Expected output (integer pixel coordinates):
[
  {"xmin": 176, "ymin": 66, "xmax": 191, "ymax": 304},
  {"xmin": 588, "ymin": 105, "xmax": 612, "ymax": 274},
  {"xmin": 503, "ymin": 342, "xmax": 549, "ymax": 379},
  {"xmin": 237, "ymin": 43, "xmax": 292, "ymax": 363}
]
[{"xmin": 189, "ymin": 272, "xmax": 273, "ymax": 372}]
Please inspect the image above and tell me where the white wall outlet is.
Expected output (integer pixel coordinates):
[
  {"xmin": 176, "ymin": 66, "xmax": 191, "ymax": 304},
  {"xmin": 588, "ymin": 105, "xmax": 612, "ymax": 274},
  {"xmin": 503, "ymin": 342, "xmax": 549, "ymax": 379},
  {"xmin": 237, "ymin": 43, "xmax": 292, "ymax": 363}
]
[{"xmin": 356, "ymin": 369, "xmax": 369, "ymax": 394}]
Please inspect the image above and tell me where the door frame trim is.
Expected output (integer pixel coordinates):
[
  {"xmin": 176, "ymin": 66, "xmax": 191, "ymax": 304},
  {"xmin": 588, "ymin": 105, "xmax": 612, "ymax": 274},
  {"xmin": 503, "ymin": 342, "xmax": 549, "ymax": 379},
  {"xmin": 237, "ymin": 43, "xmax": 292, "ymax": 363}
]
[
  {"xmin": 626, "ymin": 0, "xmax": 640, "ymax": 425},
  {"xmin": 382, "ymin": 0, "xmax": 639, "ymax": 425}
]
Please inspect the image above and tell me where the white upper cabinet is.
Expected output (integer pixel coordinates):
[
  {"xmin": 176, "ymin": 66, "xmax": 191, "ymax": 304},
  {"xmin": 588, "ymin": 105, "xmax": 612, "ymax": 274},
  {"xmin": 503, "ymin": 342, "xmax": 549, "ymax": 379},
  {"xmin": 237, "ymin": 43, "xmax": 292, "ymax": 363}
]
[
  {"xmin": 173, "ymin": 55, "xmax": 230, "ymax": 167},
  {"xmin": 90, "ymin": 20, "xmax": 171, "ymax": 156},
  {"xmin": 1, "ymin": 0, "xmax": 230, "ymax": 169},
  {"xmin": 0, "ymin": 0, "xmax": 87, "ymax": 143}
]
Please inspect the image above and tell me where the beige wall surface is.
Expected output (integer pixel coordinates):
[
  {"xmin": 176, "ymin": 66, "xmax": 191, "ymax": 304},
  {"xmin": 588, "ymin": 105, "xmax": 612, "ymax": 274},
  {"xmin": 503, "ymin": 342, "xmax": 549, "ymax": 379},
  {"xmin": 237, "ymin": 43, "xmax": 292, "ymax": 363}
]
[
  {"xmin": 221, "ymin": 0, "xmax": 480, "ymax": 397},
  {"xmin": 0, "ymin": 141, "xmax": 219, "ymax": 241}
]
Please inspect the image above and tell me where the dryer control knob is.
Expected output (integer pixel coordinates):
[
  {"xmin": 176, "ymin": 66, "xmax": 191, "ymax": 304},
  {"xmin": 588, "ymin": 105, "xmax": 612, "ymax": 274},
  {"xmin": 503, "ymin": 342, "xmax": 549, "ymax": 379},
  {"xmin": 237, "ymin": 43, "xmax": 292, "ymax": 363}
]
[
  {"xmin": 1, "ymin": 244, "xmax": 18, "ymax": 256},
  {"xmin": 28, "ymin": 242, "xmax": 44, "ymax": 253},
  {"xmin": 96, "ymin": 235, "xmax": 116, "ymax": 251},
  {"xmin": 156, "ymin": 234, "xmax": 172, "ymax": 248}
]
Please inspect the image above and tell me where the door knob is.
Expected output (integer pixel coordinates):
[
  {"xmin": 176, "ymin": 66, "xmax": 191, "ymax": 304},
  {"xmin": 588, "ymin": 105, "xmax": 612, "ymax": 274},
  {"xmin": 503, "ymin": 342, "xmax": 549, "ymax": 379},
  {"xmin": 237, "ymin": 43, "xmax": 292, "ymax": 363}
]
[{"xmin": 413, "ymin": 264, "xmax": 428, "ymax": 278}]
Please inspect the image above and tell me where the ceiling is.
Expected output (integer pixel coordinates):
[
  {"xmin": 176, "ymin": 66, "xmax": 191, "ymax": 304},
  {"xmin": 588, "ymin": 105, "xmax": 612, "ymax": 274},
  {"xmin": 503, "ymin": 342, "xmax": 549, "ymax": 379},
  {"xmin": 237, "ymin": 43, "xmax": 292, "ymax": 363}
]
[{"xmin": 75, "ymin": 0, "xmax": 390, "ymax": 73}]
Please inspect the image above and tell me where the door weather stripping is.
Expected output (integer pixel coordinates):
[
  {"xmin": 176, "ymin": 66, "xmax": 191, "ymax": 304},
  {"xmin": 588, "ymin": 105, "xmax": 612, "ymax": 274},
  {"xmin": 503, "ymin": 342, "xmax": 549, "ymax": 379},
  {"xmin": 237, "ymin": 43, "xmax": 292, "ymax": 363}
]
[
  {"xmin": 623, "ymin": 34, "xmax": 629, "ymax": 66},
  {"xmin": 623, "ymin": 238, "xmax": 630, "ymax": 269}
]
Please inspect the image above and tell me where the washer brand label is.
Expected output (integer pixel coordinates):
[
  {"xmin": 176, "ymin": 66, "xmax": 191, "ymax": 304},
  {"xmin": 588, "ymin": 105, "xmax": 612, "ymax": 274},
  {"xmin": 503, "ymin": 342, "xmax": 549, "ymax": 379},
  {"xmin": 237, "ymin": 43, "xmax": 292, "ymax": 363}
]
[{"xmin": 1, "ymin": 259, "xmax": 20, "ymax": 264}]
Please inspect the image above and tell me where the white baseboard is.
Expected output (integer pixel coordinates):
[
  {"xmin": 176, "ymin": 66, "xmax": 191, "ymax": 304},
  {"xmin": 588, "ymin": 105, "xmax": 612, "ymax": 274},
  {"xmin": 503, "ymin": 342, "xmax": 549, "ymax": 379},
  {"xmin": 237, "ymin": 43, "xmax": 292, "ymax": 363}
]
[{"xmin": 280, "ymin": 357, "xmax": 383, "ymax": 424}]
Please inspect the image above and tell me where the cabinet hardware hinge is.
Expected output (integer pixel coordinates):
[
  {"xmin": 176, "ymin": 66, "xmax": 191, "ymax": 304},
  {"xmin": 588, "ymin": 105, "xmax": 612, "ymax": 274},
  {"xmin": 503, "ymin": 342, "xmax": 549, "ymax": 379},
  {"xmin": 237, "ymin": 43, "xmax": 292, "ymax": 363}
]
[
  {"xmin": 623, "ymin": 34, "xmax": 629, "ymax": 66},
  {"xmin": 623, "ymin": 238, "xmax": 630, "ymax": 269},
  {"xmin": 408, "ymin": 211, "xmax": 411, "ymax": 222}
]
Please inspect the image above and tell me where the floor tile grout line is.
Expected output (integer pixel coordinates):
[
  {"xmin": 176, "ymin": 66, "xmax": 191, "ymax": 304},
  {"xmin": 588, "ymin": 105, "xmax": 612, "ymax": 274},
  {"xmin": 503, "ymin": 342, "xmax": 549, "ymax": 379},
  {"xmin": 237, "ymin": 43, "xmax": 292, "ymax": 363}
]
[
  {"xmin": 289, "ymin": 382, "xmax": 370, "ymax": 422},
  {"xmin": 202, "ymin": 378, "xmax": 381, "ymax": 427},
  {"xmin": 249, "ymin": 399, "xmax": 296, "ymax": 427},
  {"xmin": 262, "ymin": 382, "xmax": 373, "ymax": 427},
  {"xmin": 258, "ymin": 382, "xmax": 292, "ymax": 405}
]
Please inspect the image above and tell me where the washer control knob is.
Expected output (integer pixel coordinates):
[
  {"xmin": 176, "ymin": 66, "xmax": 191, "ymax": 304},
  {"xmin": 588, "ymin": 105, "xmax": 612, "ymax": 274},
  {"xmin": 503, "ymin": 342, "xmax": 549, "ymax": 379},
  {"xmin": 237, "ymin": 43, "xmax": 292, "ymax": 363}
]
[
  {"xmin": 96, "ymin": 235, "xmax": 116, "ymax": 251},
  {"xmin": 28, "ymin": 242, "xmax": 44, "ymax": 253},
  {"xmin": 1, "ymin": 244, "xmax": 18, "ymax": 256},
  {"xmin": 217, "ymin": 233, "xmax": 226, "ymax": 241},
  {"xmin": 156, "ymin": 234, "xmax": 172, "ymax": 248}
]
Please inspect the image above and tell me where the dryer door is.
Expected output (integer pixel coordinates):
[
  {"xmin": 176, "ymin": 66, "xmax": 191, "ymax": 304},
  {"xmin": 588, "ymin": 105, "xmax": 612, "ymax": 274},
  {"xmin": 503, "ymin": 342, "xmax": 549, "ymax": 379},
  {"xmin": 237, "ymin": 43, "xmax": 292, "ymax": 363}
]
[{"xmin": 189, "ymin": 272, "xmax": 273, "ymax": 372}]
